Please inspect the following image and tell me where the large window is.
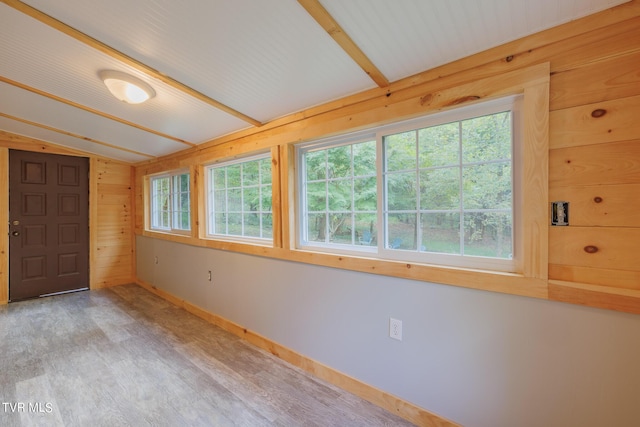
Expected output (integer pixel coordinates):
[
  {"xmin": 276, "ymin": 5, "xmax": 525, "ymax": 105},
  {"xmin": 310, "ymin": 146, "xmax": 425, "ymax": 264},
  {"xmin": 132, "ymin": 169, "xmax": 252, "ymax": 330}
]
[
  {"xmin": 150, "ymin": 171, "xmax": 190, "ymax": 233},
  {"xmin": 298, "ymin": 96, "xmax": 521, "ymax": 271},
  {"xmin": 205, "ymin": 154, "xmax": 273, "ymax": 242}
]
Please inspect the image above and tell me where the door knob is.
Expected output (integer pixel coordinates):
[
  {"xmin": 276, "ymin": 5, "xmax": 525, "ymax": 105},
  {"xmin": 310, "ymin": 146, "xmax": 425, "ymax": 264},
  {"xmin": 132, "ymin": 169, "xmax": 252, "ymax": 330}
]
[
  {"xmin": 12, "ymin": 231, "xmax": 20, "ymax": 237},
  {"xmin": 12, "ymin": 220, "xmax": 19, "ymax": 226}
]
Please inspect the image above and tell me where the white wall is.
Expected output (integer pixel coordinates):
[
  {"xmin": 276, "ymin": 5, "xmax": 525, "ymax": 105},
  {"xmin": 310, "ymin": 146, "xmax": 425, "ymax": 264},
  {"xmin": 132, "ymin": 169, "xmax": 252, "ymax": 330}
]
[{"xmin": 136, "ymin": 235, "xmax": 640, "ymax": 427}]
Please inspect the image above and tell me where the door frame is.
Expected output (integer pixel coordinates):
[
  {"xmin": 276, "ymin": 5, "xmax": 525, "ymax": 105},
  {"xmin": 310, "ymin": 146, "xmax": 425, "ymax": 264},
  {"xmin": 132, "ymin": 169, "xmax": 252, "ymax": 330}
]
[
  {"xmin": 1, "ymin": 148, "xmax": 9, "ymax": 304},
  {"xmin": 0, "ymin": 146, "xmax": 98, "ymax": 304}
]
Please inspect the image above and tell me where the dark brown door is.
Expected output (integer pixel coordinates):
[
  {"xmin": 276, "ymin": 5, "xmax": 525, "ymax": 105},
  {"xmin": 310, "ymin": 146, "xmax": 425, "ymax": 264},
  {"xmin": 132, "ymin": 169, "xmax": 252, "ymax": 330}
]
[{"xmin": 8, "ymin": 150, "xmax": 89, "ymax": 301}]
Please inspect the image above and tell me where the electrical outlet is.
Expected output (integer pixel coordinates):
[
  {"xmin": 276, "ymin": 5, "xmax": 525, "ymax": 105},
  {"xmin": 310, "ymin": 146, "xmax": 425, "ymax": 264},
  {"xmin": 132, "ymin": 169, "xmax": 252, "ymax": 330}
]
[
  {"xmin": 154, "ymin": 256, "xmax": 158, "ymax": 265},
  {"xmin": 389, "ymin": 318, "xmax": 402, "ymax": 341},
  {"xmin": 208, "ymin": 270, "xmax": 212, "ymax": 282}
]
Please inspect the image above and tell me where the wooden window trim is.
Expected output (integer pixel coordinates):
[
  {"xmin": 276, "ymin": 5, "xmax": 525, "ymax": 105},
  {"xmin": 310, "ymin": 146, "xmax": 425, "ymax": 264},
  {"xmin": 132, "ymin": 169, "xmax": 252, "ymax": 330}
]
[
  {"xmin": 201, "ymin": 153, "xmax": 274, "ymax": 245},
  {"xmin": 145, "ymin": 168, "xmax": 192, "ymax": 236},
  {"xmin": 280, "ymin": 63, "xmax": 549, "ymax": 299}
]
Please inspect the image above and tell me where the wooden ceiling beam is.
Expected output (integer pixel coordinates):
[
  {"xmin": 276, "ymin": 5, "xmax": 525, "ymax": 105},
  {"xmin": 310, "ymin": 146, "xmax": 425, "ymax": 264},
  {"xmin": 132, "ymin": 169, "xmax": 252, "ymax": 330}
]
[
  {"xmin": 298, "ymin": 0, "xmax": 389, "ymax": 88},
  {"xmin": 2, "ymin": 0, "xmax": 263, "ymax": 128}
]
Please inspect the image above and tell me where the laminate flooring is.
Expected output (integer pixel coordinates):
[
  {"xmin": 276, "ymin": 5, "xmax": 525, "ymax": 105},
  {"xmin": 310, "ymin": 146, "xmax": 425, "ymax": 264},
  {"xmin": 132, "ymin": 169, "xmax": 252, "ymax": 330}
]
[{"xmin": 0, "ymin": 284, "xmax": 415, "ymax": 426}]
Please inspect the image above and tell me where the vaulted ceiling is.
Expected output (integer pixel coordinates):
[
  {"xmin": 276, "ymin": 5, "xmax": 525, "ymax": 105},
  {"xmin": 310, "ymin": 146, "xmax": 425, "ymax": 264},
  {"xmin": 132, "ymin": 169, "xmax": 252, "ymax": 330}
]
[{"xmin": 0, "ymin": 0, "xmax": 629, "ymax": 163}]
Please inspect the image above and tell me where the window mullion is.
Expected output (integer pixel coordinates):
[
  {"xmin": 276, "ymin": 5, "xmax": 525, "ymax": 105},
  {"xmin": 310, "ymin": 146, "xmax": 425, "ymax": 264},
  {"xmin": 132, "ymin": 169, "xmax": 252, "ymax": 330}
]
[
  {"xmin": 324, "ymin": 151, "xmax": 330, "ymax": 244},
  {"xmin": 350, "ymin": 145, "xmax": 355, "ymax": 245},
  {"xmin": 458, "ymin": 121, "xmax": 464, "ymax": 256},
  {"xmin": 224, "ymin": 168, "xmax": 229, "ymax": 235},
  {"xmin": 379, "ymin": 135, "xmax": 386, "ymax": 252},
  {"xmin": 259, "ymin": 164, "xmax": 263, "ymax": 239},
  {"xmin": 172, "ymin": 176, "xmax": 178, "ymax": 230},
  {"xmin": 210, "ymin": 174, "xmax": 214, "ymax": 234},
  {"xmin": 240, "ymin": 164, "xmax": 245, "ymax": 237},
  {"xmin": 415, "ymin": 129, "xmax": 421, "ymax": 253}
]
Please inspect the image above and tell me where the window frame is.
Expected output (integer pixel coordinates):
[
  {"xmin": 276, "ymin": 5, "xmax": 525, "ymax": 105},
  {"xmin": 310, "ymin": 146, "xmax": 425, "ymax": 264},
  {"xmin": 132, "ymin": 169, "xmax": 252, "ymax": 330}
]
[
  {"xmin": 203, "ymin": 152, "xmax": 274, "ymax": 246},
  {"xmin": 148, "ymin": 169, "xmax": 191, "ymax": 235},
  {"xmin": 296, "ymin": 95, "xmax": 523, "ymax": 273}
]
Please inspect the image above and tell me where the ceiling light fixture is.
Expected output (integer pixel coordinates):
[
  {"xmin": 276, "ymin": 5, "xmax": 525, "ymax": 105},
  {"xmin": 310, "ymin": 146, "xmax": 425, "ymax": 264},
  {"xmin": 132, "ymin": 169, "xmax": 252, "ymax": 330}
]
[{"xmin": 98, "ymin": 70, "xmax": 156, "ymax": 104}]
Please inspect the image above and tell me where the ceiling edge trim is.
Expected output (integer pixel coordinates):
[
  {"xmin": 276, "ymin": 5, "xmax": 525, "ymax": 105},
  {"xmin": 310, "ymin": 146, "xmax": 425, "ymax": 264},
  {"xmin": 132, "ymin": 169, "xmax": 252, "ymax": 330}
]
[
  {"xmin": 0, "ymin": 112, "xmax": 156, "ymax": 159},
  {"xmin": 0, "ymin": 128, "xmax": 134, "ymax": 164},
  {"xmin": 0, "ymin": 75, "xmax": 195, "ymax": 148}
]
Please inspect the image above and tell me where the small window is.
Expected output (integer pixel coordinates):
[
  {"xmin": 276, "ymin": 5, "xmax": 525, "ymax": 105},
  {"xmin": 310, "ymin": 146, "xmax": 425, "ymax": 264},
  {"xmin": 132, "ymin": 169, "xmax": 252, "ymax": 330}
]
[
  {"xmin": 205, "ymin": 154, "xmax": 273, "ymax": 243},
  {"xmin": 297, "ymin": 96, "xmax": 521, "ymax": 272},
  {"xmin": 150, "ymin": 171, "xmax": 190, "ymax": 233},
  {"xmin": 299, "ymin": 136, "xmax": 377, "ymax": 250}
]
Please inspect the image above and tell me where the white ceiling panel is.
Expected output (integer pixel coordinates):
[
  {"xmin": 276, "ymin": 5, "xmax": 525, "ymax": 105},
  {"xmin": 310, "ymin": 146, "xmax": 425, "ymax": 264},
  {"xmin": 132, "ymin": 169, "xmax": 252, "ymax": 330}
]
[{"xmin": 319, "ymin": 0, "xmax": 630, "ymax": 82}]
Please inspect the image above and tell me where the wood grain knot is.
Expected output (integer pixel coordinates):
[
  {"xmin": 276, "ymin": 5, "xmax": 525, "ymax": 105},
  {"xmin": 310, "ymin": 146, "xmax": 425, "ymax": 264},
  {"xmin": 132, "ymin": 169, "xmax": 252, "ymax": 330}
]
[
  {"xmin": 445, "ymin": 95, "xmax": 480, "ymax": 107},
  {"xmin": 583, "ymin": 245, "xmax": 599, "ymax": 254},
  {"xmin": 593, "ymin": 196, "xmax": 603, "ymax": 203},
  {"xmin": 591, "ymin": 109, "xmax": 606, "ymax": 118},
  {"xmin": 420, "ymin": 94, "xmax": 433, "ymax": 106},
  {"xmin": 505, "ymin": 55, "xmax": 514, "ymax": 62}
]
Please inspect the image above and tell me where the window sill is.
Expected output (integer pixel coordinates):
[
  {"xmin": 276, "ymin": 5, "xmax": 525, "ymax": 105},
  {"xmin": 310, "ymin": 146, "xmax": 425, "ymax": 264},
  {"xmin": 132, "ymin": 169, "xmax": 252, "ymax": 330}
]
[
  {"xmin": 287, "ymin": 247, "xmax": 548, "ymax": 299},
  {"xmin": 202, "ymin": 234, "xmax": 274, "ymax": 248},
  {"xmin": 142, "ymin": 229, "xmax": 195, "ymax": 245}
]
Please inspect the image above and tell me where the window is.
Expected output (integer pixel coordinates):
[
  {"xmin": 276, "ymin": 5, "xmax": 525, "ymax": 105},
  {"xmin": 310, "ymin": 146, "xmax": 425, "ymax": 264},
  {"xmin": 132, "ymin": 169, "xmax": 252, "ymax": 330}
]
[
  {"xmin": 298, "ymin": 96, "xmax": 521, "ymax": 272},
  {"xmin": 150, "ymin": 171, "xmax": 191, "ymax": 233},
  {"xmin": 205, "ymin": 154, "xmax": 273, "ymax": 242},
  {"xmin": 300, "ymin": 137, "xmax": 377, "ymax": 249}
]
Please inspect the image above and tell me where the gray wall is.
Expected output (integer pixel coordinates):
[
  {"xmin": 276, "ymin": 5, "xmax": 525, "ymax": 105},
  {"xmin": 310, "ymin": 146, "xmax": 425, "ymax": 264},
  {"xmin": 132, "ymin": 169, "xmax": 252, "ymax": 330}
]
[{"xmin": 136, "ymin": 235, "xmax": 640, "ymax": 427}]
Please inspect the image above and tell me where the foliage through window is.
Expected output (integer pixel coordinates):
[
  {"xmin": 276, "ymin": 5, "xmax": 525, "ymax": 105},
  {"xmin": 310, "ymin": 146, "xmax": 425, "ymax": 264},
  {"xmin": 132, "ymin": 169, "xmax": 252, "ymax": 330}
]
[
  {"xmin": 206, "ymin": 154, "xmax": 273, "ymax": 241},
  {"xmin": 384, "ymin": 111, "xmax": 513, "ymax": 258},
  {"xmin": 298, "ymin": 96, "xmax": 520, "ymax": 271},
  {"xmin": 150, "ymin": 171, "xmax": 190, "ymax": 233},
  {"xmin": 302, "ymin": 139, "xmax": 377, "ymax": 247}
]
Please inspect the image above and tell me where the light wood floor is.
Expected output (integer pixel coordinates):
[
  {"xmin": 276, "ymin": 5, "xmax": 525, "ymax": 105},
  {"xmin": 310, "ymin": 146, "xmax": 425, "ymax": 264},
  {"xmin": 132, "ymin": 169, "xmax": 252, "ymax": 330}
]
[{"xmin": 0, "ymin": 284, "xmax": 415, "ymax": 426}]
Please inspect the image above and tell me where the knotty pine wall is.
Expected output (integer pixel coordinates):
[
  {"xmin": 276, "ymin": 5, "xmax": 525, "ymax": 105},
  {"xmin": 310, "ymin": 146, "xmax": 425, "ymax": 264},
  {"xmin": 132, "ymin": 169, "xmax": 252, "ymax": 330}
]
[
  {"xmin": 90, "ymin": 157, "xmax": 135, "ymax": 288},
  {"xmin": 0, "ymin": 136, "xmax": 135, "ymax": 303},
  {"xmin": 547, "ymin": 46, "xmax": 640, "ymax": 306}
]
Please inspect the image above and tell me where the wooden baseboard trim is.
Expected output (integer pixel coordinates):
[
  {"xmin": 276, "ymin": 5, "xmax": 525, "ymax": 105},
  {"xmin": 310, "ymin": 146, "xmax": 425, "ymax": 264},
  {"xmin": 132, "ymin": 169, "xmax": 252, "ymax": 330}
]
[{"xmin": 133, "ymin": 279, "xmax": 458, "ymax": 427}]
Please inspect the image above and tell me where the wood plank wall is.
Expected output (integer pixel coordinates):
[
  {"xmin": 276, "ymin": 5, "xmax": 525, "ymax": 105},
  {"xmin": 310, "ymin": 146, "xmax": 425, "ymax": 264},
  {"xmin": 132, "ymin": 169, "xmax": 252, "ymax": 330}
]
[
  {"xmin": 133, "ymin": 2, "xmax": 640, "ymax": 314},
  {"xmin": 546, "ymin": 11, "xmax": 640, "ymax": 311},
  {"xmin": 90, "ymin": 157, "xmax": 136, "ymax": 289},
  {"xmin": 0, "ymin": 136, "xmax": 135, "ymax": 303}
]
